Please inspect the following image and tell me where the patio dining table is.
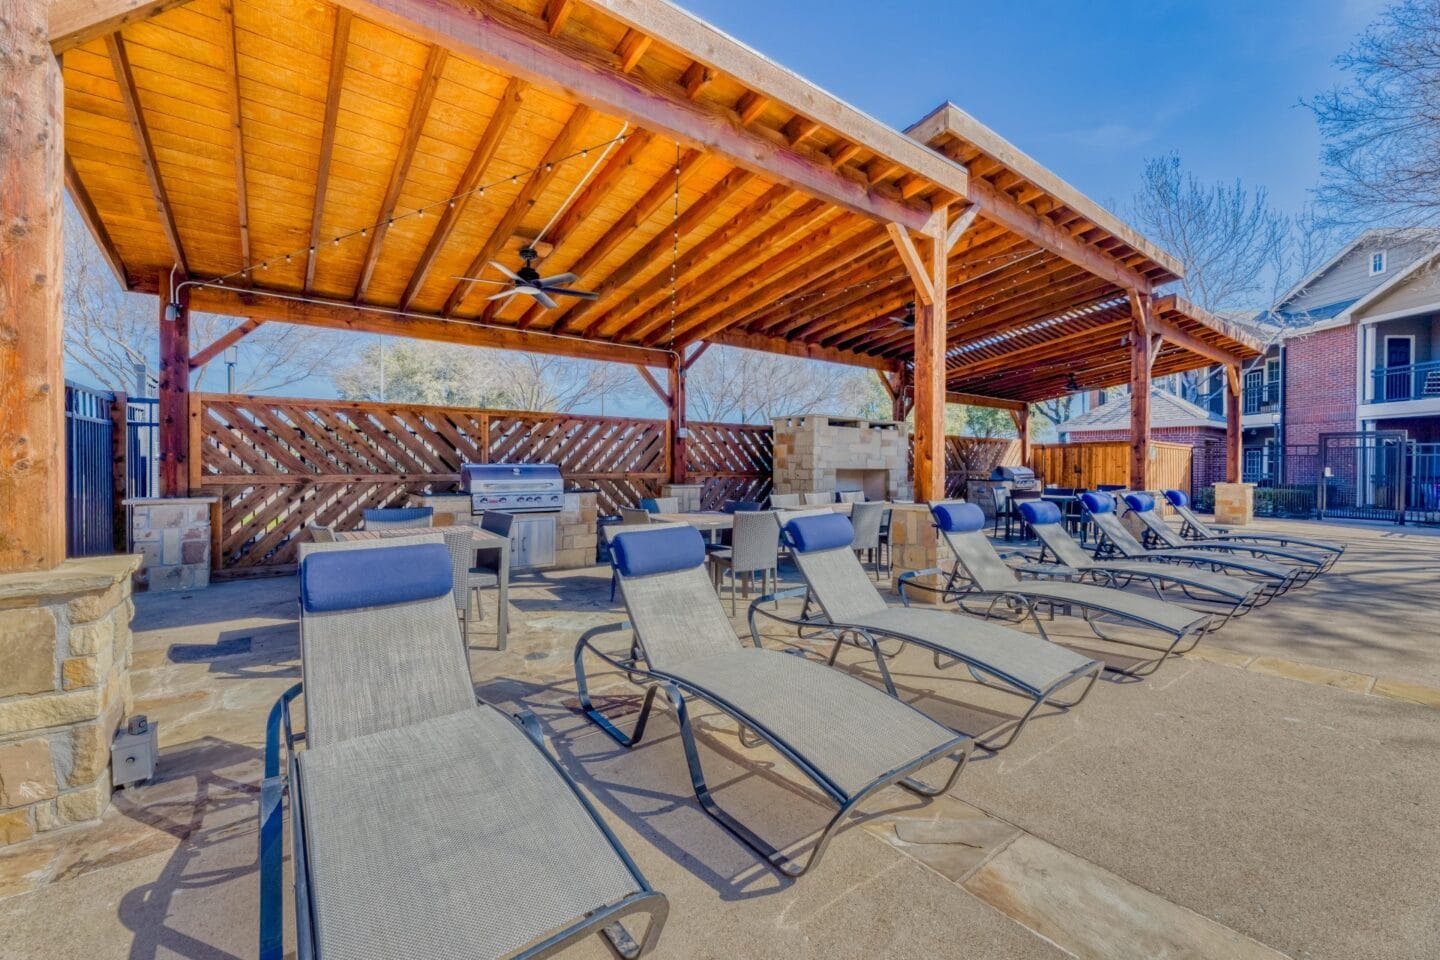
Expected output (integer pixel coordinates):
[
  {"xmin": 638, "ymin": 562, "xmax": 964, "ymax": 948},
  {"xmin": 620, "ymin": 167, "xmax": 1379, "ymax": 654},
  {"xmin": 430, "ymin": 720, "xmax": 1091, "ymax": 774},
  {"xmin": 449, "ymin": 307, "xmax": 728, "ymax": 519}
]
[
  {"xmin": 654, "ymin": 501, "xmax": 857, "ymax": 534},
  {"xmin": 334, "ymin": 524, "xmax": 511, "ymax": 649}
]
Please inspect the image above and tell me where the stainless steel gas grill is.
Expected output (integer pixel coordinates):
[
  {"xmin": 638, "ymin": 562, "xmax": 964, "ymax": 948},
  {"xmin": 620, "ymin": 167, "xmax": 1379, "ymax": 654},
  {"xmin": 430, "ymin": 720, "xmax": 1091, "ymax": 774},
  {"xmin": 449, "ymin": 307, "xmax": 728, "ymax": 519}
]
[
  {"xmin": 990, "ymin": 464, "xmax": 1040, "ymax": 493},
  {"xmin": 460, "ymin": 463, "xmax": 565, "ymax": 514}
]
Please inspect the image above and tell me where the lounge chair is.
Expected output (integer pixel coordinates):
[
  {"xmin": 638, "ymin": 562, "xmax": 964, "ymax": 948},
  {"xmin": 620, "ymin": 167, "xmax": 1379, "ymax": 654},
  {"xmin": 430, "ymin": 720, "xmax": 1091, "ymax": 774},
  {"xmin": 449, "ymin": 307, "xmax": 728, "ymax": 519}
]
[
  {"xmin": 751, "ymin": 513, "xmax": 1102, "ymax": 751},
  {"xmin": 1123, "ymin": 493, "xmax": 1326, "ymax": 583},
  {"xmin": 1163, "ymin": 489, "xmax": 1344, "ymax": 568},
  {"xmin": 904, "ymin": 502, "xmax": 1213, "ymax": 676},
  {"xmin": 260, "ymin": 538, "xmax": 666, "ymax": 960},
  {"xmin": 1081, "ymin": 493, "xmax": 1301, "ymax": 595},
  {"xmin": 574, "ymin": 524, "xmax": 971, "ymax": 877},
  {"xmin": 1017, "ymin": 500, "xmax": 1268, "ymax": 629}
]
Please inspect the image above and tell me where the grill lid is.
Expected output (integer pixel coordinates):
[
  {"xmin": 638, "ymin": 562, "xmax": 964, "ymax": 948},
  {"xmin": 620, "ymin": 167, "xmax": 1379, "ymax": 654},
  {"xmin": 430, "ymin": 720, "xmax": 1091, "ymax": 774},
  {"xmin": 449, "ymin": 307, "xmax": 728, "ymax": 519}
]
[
  {"xmin": 990, "ymin": 465, "xmax": 1037, "ymax": 481},
  {"xmin": 460, "ymin": 463, "xmax": 563, "ymax": 491}
]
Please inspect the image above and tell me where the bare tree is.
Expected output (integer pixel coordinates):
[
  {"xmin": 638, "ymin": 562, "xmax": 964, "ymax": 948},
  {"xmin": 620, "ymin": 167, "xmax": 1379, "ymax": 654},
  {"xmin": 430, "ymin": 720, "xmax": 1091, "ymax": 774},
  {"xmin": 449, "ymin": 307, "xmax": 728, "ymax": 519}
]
[
  {"xmin": 684, "ymin": 346, "xmax": 870, "ymax": 423},
  {"xmin": 332, "ymin": 338, "xmax": 637, "ymax": 413},
  {"xmin": 1305, "ymin": 0, "xmax": 1440, "ymax": 226},
  {"xmin": 63, "ymin": 202, "xmax": 352, "ymax": 394}
]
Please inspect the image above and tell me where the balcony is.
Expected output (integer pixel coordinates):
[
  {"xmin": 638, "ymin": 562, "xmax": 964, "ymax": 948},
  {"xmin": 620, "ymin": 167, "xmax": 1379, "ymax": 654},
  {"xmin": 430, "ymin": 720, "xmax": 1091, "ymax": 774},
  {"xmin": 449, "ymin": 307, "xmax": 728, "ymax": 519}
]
[
  {"xmin": 1243, "ymin": 382, "xmax": 1281, "ymax": 416},
  {"xmin": 1369, "ymin": 360, "xmax": 1440, "ymax": 404}
]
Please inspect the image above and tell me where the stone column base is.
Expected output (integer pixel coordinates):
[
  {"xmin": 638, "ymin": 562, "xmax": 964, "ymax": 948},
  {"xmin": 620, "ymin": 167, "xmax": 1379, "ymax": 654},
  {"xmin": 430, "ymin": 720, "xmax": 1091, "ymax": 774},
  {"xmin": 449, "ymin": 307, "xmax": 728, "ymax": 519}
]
[
  {"xmin": 1213, "ymin": 482, "xmax": 1255, "ymax": 525},
  {"xmin": 0, "ymin": 555, "xmax": 141, "ymax": 846},
  {"xmin": 124, "ymin": 497, "xmax": 216, "ymax": 592},
  {"xmin": 886, "ymin": 503, "xmax": 953, "ymax": 603}
]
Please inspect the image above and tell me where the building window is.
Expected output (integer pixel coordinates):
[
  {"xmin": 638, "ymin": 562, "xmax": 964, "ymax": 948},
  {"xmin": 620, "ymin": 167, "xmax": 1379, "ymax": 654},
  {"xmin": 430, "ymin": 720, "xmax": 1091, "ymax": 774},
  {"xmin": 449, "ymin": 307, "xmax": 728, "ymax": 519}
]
[{"xmin": 1370, "ymin": 250, "xmax": 1387, "ymax": 275}]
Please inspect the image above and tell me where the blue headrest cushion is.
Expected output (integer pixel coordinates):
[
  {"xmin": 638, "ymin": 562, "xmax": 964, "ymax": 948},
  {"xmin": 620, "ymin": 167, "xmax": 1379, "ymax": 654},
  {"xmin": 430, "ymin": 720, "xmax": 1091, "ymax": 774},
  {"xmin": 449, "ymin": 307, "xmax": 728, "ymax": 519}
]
[
  {"xmin": 784, "ymin": 513, "xmax": 854, "ymax": 552},
  {"xmin": 932, "ymin": 502, "xmax": 985, "ymax": 533},
  {"xmin": 1080, "ymin": 492, "xmax": 1114, "ymax": 515},
  {"xmin": 1096, "ymin": 484, "xmax": 1127, "ymax": 492},
  {"xmin": 1164, "ymin": 489, "xmax": 1189, "ymax": 507},
  {"xmin": 301, "ymin": 543, "xmax": 452, "ymax": 613},
  {"xmin": 611, "ymin": 525, "xmax": 706, "ymax": 577},
  {"xmin": 1124, "ymin": 492, "xmax": 1156, "ymax": 513},
  {"xmin": 638, "ymin": 498, "xmax": 661, "ymax": 514},
  {"xmin": 1018, "ymin": 500, "xmax": 1062, "ymax": 526}
]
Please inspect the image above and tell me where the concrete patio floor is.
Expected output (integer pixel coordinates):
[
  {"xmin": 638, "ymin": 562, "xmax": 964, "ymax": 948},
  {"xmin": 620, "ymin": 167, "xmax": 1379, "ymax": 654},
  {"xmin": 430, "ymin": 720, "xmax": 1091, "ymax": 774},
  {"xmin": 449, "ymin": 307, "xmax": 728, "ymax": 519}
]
[{"xmin": 1, "ymin": 517, "xmax": 1438, "ymax": 960}]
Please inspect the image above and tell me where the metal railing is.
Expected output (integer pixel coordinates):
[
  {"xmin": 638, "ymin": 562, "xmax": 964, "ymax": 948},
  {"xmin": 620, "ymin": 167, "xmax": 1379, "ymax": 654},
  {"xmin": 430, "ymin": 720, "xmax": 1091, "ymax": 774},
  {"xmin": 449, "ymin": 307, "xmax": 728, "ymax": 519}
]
[
  {"xmin": 64, "ymin": 383, "xmax": 116, "ymax": 557},
  {"xmin": 1242, "ymin": 382, "xmax": 1280, "ymax": 416},
  {"xmin": 1369, "ymin": 360, "xmax": 1440, "ymax": 403}
]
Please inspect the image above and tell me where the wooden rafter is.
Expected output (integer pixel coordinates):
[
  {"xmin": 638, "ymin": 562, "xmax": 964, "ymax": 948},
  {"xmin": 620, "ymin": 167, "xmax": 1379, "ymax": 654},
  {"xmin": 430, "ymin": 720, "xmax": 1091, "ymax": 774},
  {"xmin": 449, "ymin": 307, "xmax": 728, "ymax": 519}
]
[
  {"xmin": 105, "ymin": 32, "xmax": 187, "ymax": 272},
  {"xmin": 304, "ymin": 9, "xmax": 352, "ymax": 293},
  {"xmin": 353, "ymin": 45, "xmax": 449, "ymax": 302},
  {"xmin": 543, "ymin": 0, "xmax": 574, "ymax": 34},
  {"xmin": 885, "ymin": 223, "xmax": 933, "ymax": 304},
  {"xmin": 50, "ymin": 0, "xmax": 192, "ymax": 53},
  {"xmin": 400, "ymin": 76, "xmax": 526, "ymax": 310},
  {"xmin": 616, "ymin": 28, "xmax": 650, "ymax": 72},
  {"xmin": 218, "ymin": 0, "xmax": 250, "ymax": 277},
  {"xmin": 442, "ymin": 104, "xmax": 594, "ymax": 316},
  {"xmin": 64, "ymin": 155, "xmax": 128, "ymax": 288}
]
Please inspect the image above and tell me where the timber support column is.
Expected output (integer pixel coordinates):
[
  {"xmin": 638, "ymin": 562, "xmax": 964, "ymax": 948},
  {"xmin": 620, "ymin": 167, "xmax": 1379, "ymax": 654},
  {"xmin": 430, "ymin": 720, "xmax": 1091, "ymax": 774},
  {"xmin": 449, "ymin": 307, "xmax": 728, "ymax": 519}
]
[
  {"xmin": 0, "ymin": 0, "xmax": 65, "ymax": 572},
  {"xmin": 667, "ymin": 352, "xmax": 687, "ymax": 484},
  {"xmin": 888, "ymin": 216, "xmax": 947, "ymax": 504},
  {"xmin": 1011, "ymin": 407, "xmax": 1031, "ymax": 467},
  {"xmin": 1127, "ymin": 293, "xmax": 1153, "ymax": 491},
  {"xmin": 157, "ymin": 282, "xmax": 192, "ymax": 495},
  {"xmin": 1224, "ymin": 365, "xmax": 1242, "ymax": 483}
]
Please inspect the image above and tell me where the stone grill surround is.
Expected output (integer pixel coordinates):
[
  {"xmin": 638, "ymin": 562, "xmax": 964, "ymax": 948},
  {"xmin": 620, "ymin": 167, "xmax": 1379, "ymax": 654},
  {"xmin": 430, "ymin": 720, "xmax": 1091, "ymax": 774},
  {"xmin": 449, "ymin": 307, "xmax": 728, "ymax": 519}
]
[
  {"xmin": 124, "ymin": 497, "xmax": 216, "ymax": 592},
  {"xmin": 772, "ymin": 415, "xmax": 912, "ymax": 501},
  {"xmin": 0, "ymin": 555, "xmax": 141, "ymax": 845}
]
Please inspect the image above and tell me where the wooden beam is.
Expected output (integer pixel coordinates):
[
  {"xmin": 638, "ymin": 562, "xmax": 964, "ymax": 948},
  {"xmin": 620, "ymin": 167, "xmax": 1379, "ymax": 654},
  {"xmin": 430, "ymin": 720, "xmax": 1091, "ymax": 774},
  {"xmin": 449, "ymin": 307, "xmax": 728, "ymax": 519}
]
[
  {"xmin": 946, "ymin": 204, "xmax": 979, "ymax": 253},
  {"xmin": 615, "ymin": 28, "xmax": 650, "ymax": 72},
  {"xmin": 885, "ymin": 223, "xmax": 933, "ymax": 304},
  {"xmin": 913, "ymin": 215, "xmax": 949, "ymax": 503},
  {"xmin": 680, "ymin": 60, "xmax": 713, "ymax": 100},
  {"xmin": 1, "ymin": 0, "xmax": 65, "ymax": 571},
  {"xmin": 330, "ymin": 0, "xmax": 938, "ymax": 231},
  {"xmin": 189, "ymin": 319, "xmax": 264, "ymax": 370},
  {"xmin": 218, "ymin": 0, "xmax": 251, "ymax": 278},
  {"xmin": 543, "ymin": 0, "xmax": 573, "ymax": 34},
  {"xmin": 443, "ymin": 104, "xmax": 593, "ymax": 316},
  {"xmin": 158, "ymin": 281, "xmax": 192, "ymax": 496},
  {"xmin": 948, "ymin": 391, "xmax": 1025, "ymax": 412},
  {"xmin": 184, "ymin": 285, "xmax": 670, "ymax": 367},
  {"xmin": 707, "ymin": 328, "xmax": 889, "ymax": 371},
  {"xmin": 353, "ymin": 45, "xmax": 448, "ymax": 302},
  {"xmin": 1128, "ymin": 293, "xmax": 1152, "ymax": 491},
  {"xmin": 50, "ymin": 0, "xmax": 193, "ymax": 53},
  {"xmin": 737, "ymin": 92, "xmax": 769, "ymax": 126},
  {"xmin": 1010, "ymin": 407, "xmax": 1031, "ymax": 464},
  {"xmin": 305, "ymin": 10, "xmax": 351, "ymax": 293},
  {"xmin": 1226, "ymin": 364, "xmax": 1242, "ymax": 484},
  {"xmin": 106, "ymin": 32, "xmax": 187, "ymax": 272},
  {"xmin": 635, "ymin": 364, "xmax": 669, "ymax": 404},
  {"xmin": 400, "ymin": 76, "xmax": 525, "ymax": 310},
  {"xmin": 683, "ymin": 341, "xmax": 710, "ymax": 369},
  {"xmin": 64, "ymin": 154, "xmax": 128, "ymax": 289},
  {"xmin": 1150, "ymin": 312, "xmax": 1251, "ymax": 368},
  {"xmin": 668, "ymin": 353, "xmax": 687, "ymax": 483}
]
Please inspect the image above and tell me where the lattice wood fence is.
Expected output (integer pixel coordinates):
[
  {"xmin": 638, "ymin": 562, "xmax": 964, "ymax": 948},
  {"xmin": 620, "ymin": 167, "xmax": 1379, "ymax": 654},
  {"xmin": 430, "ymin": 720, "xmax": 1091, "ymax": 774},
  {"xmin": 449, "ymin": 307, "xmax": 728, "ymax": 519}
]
[
  {"xmin": 190, "ymin": 394, "xmax": 772, "ymax": 575},
  {"xmin": 943, "ymin": 436, "xmax": 1021, "ymax": 497}
]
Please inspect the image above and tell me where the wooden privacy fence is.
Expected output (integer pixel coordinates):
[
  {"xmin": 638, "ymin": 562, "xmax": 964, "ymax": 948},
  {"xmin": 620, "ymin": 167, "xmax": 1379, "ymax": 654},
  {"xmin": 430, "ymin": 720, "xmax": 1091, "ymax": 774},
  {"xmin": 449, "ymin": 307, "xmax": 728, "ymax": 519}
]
[
  {"xmin": 190, "ymin": 394, "xmax": 770, "ymax": 575},
  {"xmin": 1028, "ymin": 440, "xmax": 1192, "ymax": 494},
  {"xmin": 943, "ymin": 436, "xmax": 1022, "ymax": 496}
]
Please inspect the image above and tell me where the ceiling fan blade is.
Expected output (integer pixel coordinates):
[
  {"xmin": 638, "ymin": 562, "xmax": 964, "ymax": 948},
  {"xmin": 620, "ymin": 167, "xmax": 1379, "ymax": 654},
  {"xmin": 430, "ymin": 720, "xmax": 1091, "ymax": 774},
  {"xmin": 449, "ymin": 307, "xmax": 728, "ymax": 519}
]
[
  {"xmin": 489, "ymin": 260, "xmax": 521, "ymax": 281},
  {"xmin": 450, "ymin": 275, "xmax": 510, "ymax": 285},
  {"xmin": 544, "ymin": 286, "xmax": 599, "ymax": 300},
  {"xmin": 532, "ymin": 290, "xmax": 560, "ymax": 310},
  {"xmin": 486, "ymin": 289, "xmax": 520, "ymax": 301},
  {"xmin": 537, "ymin": 272, "xmax": 579, "ymax": 286}
]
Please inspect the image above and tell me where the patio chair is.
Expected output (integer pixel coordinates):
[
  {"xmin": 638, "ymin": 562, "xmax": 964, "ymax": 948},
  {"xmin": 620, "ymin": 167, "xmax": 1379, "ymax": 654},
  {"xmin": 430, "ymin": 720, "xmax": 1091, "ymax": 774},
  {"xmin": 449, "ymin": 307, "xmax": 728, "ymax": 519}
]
[
  {"xmin": 260, "ymin": 540, "xmax": 667, "ymax": 960},
  {"xmin": 1017, "ymin": 500, "xmax": 1268, "ymax": 630},
  {"xmin": 361, "ymin": 505, "xmax": 433, "ymax": 529},
  {"xmin": 1123, "ymin": 493, "xmax": 1326, "ymax": 583},
  {"xmin": 574, "ymin": 524, "xmax": 972, "ymax": 877},
  {"xmin": 467, "ymin": 511, "xmax": 515, "ymax": 642},
  {"xmin": 837, "ymin": 490, "xmax": 865, "ymax": 504},
  {"xmin": 802, "ymin": 491, "xmax": 834, "ymax": 505},
  {"xmin": 848, "ymin": 501, "xmax": 888, "ymax": 579},
  {"xmin": 707, "ymin": 509, "xmax": 781, "ymax": 614},
  {"xmin": 721, "ymin": 499, "xmax": 763, "ymax": 513},
  {"xmin": 1162, "ymin": 490, "xmax": 1344, "ymax": 567},
  {"xmin": 751, "ymin": 513, "xmax": 1102, "ymax": 751},
  {"xmin": 305, "ymin": 522, "xmax": 335, "ymax": 543},
  {"xmin": 769, "ymin": 492, "xmax": 802, "ymax": 508},
  {"xmin": 1080, "ymin": 493, "xmax": 1300, "ymax": 595},
  {"xmin": 905, "ymin": 502, "xmax": 1213, "ymax": 677},
  {"xmin": 639, "ymin": 496, "xmax": 679, "ymax": 514}
]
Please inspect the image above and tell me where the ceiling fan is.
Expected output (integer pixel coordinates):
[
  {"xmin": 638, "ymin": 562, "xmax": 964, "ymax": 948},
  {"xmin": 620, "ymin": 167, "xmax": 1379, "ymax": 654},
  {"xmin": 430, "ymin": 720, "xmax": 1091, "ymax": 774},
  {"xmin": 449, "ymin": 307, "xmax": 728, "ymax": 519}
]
[
  {"xmin": 453, "ymin": 246, "xmax": 598, "ymax": 310},
  {"xmin": 885, "ymin": 301, "xmax": 917, "ymax": 328}
]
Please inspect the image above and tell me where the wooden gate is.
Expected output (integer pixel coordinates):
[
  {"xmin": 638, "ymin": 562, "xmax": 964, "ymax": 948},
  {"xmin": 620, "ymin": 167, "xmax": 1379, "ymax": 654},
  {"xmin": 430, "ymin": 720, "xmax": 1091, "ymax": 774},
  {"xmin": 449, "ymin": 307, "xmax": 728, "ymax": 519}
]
[
  {"xmin": 1029, "ymin": 440, "xmax": 1192, "ymax": 494},
  {"xmin": 190, "ymin": 394, "xmax": 771, "ymax": 575}
]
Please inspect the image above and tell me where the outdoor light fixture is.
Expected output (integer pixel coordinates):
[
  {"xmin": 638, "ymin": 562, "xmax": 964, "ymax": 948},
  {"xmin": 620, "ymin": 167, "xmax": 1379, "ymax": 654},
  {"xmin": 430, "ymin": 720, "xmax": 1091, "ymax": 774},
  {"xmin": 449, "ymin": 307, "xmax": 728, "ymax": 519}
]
[
  {"xmin": 164, "ymin": 301, "xmax": 181, "ymax": 322},
  {"xmin": 1066, "ymin": 372, "xmax": 1081, "ymax": 392},
  {"xmin": 224, "ymin": 346, "xmax": 239, "ymax": 394}
]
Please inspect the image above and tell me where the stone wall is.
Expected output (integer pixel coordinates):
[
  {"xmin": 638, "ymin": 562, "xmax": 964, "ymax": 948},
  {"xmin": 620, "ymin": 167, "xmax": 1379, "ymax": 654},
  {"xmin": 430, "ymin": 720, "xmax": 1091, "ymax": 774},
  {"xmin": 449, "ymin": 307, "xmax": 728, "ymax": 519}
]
[
  {"xmin": 772, "ymin": 415, "xmax": 912, "ymax": 500},
  {"xmin": 0, "ymin": 555, "xmax": 141, "ymax": 845},
  {"xmin": 125, "ymin": 497, "xmax": 216, "ymax": 592},
  {"xmin": 410, "ymin": 492, "xmax": 599, "ymax": 568},
  {"xmin": 886, "ymin": 503, "xmax": 953, "ymax": 601}
]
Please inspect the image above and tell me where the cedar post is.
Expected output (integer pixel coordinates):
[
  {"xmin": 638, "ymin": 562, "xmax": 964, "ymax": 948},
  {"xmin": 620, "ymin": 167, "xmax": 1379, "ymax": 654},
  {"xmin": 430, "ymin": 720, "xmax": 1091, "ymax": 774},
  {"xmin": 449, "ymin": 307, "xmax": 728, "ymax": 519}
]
[
  {"xmin": 1127, "ymin": 293, "xmax": 1152, "ymax": 491},
  {"xmin": 667, "ymin": 352, "xmax": 687, "ymax": 483},
  {"xmin": 1013, "ymin": 406, "xmax": 1031, "ymax": 466},
  {"xmin": 1225, "ymin": 364, "xmax": 1242, "ymax": 483},
  {"xmin": 0, "ymin": 1, "xmax": 65, "ymax": 572},
  {"xmin": 892, "ymin": 214, "xmax": 947, "ymax": 504},
  {"xmin": 158, "ymin": 281, "xmax": 192, "ymax": 495},
  {"xmin": 891, "ymin": 365, "xmax": 911, "ymax": 422}
]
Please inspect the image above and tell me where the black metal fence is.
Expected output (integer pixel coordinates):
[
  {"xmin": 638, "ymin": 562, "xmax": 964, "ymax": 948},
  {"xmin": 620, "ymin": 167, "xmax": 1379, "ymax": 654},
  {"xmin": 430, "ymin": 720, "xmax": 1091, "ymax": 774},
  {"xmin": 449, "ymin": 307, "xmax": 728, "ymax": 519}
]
[
  {"xmin": 64, "ymin": 383, "xmax": 115, "ymax": 557},
  {"xmin": 1191, "ymin": 443, "xmax": 1321, "ymax": 519}
]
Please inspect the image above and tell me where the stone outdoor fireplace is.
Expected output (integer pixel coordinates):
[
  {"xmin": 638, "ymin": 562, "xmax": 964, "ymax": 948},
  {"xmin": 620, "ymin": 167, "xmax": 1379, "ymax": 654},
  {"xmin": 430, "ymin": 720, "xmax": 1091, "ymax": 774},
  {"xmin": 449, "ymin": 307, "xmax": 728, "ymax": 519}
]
[{"xmin": 771, "ymin": 415, "xmax": 912, "ymax": 500}]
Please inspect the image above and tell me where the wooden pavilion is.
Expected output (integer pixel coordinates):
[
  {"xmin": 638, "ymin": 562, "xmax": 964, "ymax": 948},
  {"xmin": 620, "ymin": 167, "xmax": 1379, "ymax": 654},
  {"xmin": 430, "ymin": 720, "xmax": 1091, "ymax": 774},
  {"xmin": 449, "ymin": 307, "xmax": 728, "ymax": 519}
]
[{"xmin": 3, "ymin": 0, "xmax": 1261, "ymax": 573}]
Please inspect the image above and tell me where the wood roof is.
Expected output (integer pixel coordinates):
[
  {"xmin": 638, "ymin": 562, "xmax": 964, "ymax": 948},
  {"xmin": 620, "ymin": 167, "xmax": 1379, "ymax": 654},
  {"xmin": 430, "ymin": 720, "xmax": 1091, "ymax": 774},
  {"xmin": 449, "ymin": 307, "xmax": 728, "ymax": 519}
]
[{"xmin": 56, "ymin": 0, "xmax": 1258, "ymax": 399}]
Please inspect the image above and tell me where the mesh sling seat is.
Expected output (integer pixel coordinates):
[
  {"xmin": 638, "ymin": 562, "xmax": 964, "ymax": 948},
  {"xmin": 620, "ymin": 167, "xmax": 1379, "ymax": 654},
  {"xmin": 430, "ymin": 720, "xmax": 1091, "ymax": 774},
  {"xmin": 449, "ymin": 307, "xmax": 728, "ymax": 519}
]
[
  {"xmin": 906, "ymin": 502, "xmax": 1213, "ymax": 677},
  {"xmin": 260, "ymin": 539, "xmax": 666, "ymax": 960},
  {"xmin": 1017, "ymin": 500, "xmax": 1268, "ymax": 629},
  {"xmin": 750, "ymin": 514, "xmax": 1102, "ymax": 751},
  {"xmin": 574, "ymin": 525, "xmax": 971, "ymax": 878},
  {"xmin": 1080, "ymin": 493, "xmax": 1301, "ymax": 597},
  {"xmin": 1163, "ymin": 489, "xmax": 1344, "ymax": 570},
  {"xmin": 1123, "ymin": 493, "xmax": 1325, "ymax": 585}
]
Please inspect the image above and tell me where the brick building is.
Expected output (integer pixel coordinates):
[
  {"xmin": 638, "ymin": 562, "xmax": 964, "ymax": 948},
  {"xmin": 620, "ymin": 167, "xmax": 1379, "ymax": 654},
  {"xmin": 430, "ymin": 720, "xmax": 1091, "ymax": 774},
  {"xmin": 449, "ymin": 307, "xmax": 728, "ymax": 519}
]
[{"xmin": 1058, "ymin": 388, "xmax": 1228, "ymax": 492}]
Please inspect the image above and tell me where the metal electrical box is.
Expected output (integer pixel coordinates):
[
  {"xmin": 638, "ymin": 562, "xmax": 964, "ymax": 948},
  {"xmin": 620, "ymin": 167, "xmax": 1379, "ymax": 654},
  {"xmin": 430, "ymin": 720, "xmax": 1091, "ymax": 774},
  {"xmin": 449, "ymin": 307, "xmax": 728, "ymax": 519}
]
[{"xmin": 111, "ymin": 715, "xmax": 158, "ymax": 788}]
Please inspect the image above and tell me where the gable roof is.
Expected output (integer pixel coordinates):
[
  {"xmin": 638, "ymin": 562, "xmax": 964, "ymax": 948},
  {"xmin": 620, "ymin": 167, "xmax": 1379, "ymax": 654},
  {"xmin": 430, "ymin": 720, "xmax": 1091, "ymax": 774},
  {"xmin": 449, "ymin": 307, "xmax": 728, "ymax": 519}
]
[
  {"xmin": 1340, "ymin": 249, "xmax": 1440, "ymax": 322},
  {"xmin": 1059, "ymin": 387, "xmax": 1223, "ymax": 434},
  {"xmin": 1273, "ymin": 228, "xmax": 1440, "ymax": 315}
]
